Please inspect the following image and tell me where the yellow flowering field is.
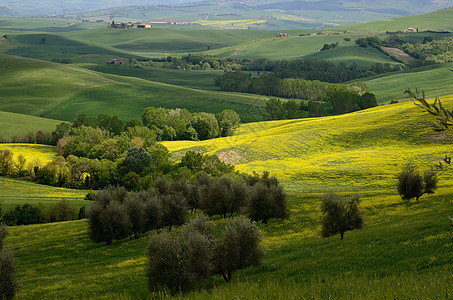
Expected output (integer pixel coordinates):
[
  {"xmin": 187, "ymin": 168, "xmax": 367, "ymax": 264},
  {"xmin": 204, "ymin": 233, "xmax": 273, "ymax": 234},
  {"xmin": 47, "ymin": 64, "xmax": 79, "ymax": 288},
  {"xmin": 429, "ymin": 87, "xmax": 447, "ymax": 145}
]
[
  {"xmin": 0, "ymin": 143, "xmax": 57, "ymax": 165},
  {"xmin": 163, "ymin": 95, "xmax": 453, "ymax": 191}
]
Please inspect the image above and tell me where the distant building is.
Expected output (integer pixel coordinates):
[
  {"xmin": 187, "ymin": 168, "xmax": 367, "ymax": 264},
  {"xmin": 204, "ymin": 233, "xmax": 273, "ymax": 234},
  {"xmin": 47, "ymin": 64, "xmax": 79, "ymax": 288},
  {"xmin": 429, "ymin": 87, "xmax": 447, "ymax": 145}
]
[
  {"xmin": 276, "ymin": 33, "xmax": 288, "ymax": 38},
  {"xmin": 406, "ymin": 28, "xmax": 418, "ymax": 33},
  {"xmin": 107, "ymin": 58, "xmax": 127, "ymax": 65},
  {"xmin": 137, "ymin": 24, "xmax": 152, "ymax": 28}
]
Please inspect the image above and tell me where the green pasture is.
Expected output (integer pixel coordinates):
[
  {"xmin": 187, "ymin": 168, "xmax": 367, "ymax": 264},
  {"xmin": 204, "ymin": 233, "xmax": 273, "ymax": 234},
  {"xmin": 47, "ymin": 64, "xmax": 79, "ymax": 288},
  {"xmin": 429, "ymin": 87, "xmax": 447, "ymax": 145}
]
[
  {"xmin": 307, "ymin": 44, "xmax": 400, "ymax": 68},
  {"xmin": 4, "ymin": 33, "xmax": 131, "ymax": 61},
  {"xmin": 0, "ymin": 177, "xmax": 87, "ymax": 213},
  {"xmin": 83, "ymin": 64, "xmax": 222, "ymax": 91},
  {"xmin": 0, "ymin": 54, "xmax": 268, "ymax": 122},
  {"xmin": 363, "ymin": 62, "xmax": 453, "ymax": 103},
  {"xmin": 63, "ymin": 28, "xmax": 279, "ymax": 54},
  {"xmin": 0, "ymin": 17, "xmax": 102, "ymax": 32},
  {"xmin": 337, "ymin": 7, "xmax": 453, "ymax": 33},
  {"xmin": 0, "ymin": 111, "xmax": 61, "ymax": 137},
  {"xmin": 4, "ymin": 187, "xmax": 452, "ymax": 299}
]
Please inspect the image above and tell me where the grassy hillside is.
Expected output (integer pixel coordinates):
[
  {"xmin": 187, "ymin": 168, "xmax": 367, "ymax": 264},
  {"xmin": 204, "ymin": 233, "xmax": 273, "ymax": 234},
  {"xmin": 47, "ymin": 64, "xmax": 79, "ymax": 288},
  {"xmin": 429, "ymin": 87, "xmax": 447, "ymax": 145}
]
[
  {"xmin": 0, "ymin": 54, "xmax": 268, "ymax": 122},
  {"xmin": 83, "ymin": 64, "xmax": 222, "ymax": 91},
  {"xmin": 64, "ymin": 28, "xmax": 279, "ymax": 55},
  {"xmin": 0, "ymin": 177, "xmax": 87, "ymax": 212},
  {"xmin": 338, "ymin": 7, "xmax": 453, "ymax": 33},
  {"xmin": 163, "ymin": 95, "xmax": 453, "ymax": 192},
  {"xmin": 0, "ymin": 111, "xmax": 62, "ymax": 137},
  {"xmin": 4, "ymin": 187, "xmax": 452, "ymax": 299},
  {"xmin": 363, "ymin": 62, "xmax": 453, "ymax": 103},
  {"xmin": 1, "ymin": 86, "xmax": 452, "ymax": 300}
]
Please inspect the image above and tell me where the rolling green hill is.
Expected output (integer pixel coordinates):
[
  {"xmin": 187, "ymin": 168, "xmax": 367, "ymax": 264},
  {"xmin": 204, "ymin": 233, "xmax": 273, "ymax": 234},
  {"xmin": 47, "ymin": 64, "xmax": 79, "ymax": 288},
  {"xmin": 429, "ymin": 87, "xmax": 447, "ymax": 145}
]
[
  {"xmin": 0, "ymin": 111, "xmax": 62, "ymax": 137},
  {"xmin": 0, "ymin": 54, "xmax": 268, "ymax": 122},
  {"xmin": 363, "ymin": 62, "xmax": 453, "ymax": 103},
  {"xmin": 163, "ymin": 94, "xmax": 453, "ymax": 192},
  {"xmin": 338, "ymin": 7, "xmax": 453, "ymax": 33},
  {"xmin": 2, "ymin": 92, "xmax": 453, "ymax": 299},
  {"xmin": 0, "ymin": 177, "xmax": 87, "ymax": 212}
]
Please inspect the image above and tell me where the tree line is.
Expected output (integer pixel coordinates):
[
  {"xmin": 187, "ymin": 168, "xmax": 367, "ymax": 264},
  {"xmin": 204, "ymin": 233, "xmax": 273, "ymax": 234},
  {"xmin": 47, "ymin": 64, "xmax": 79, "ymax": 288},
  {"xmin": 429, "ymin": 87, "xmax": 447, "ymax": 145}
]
[
  {"xmin": 0, "ymin": 107, "xmax": 241, "ymax": 145},
  {"xmin": 215, "ymin": 72, "xmax": 377, "ymax": 116},
  {"xmin": 0, "ymin": 145, "xmax": 234, "ymax": 191},
  {"xmin": 135, "ymin": 54, "xmax": 405, "ymax": 83}
]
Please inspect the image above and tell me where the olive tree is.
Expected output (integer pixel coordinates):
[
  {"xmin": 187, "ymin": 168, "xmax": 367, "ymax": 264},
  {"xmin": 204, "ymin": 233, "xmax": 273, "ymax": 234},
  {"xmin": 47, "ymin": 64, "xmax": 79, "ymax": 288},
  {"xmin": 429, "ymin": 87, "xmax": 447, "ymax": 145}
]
[
  {"xmin": 200, "ymin": 176, "xmax": 247, "ymax": 218},
  {"xmin": 320, "ymin": 192, "xmax": 363, "ymax": 240},
  {"xmin": 87, "ymin": 200, "xmax": 131, "ymax": 246},
  {"xmin": 247, "ymin": 172, "xmax": 289, "ymax": 224},
  {"xmin": 146, "ymin": 228, "xmax": 213, "ymax": 292},
  {"xmin": 213, "ymin": 216, "xmax": 264, "ymax": 282},
  {"xmin": 397, "ymin": 165, "xmax": 438, "ymax": 201}
]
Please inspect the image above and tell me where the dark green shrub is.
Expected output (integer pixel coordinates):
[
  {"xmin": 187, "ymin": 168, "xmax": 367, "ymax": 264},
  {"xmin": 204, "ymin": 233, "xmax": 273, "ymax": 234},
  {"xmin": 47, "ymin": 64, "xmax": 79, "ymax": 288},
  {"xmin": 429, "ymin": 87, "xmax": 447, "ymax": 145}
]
[
  {"xmin": 247, "ymin": 172, "xmax": 289, "ymax": 224},
  {"xmin": 161, "ymin": 193, "xmax": 188, "ymax": 231},
  {"xmin": 2, "ymin": 204, "xmax": 45, "ymax": 226},
  {"xmin": 200, "ymin": 176, "xmax": 247, "ymax": 218},
  {"xmin": 78, "ymin": 206, "xmax": 86, "ymax": 220},
  {"xmin": 0, "ymin": 248, "xmax": 18, "ymax": 300},
  {"xmin": 47, "ymin": 199, "xmax": 76, "ymax": 222}
]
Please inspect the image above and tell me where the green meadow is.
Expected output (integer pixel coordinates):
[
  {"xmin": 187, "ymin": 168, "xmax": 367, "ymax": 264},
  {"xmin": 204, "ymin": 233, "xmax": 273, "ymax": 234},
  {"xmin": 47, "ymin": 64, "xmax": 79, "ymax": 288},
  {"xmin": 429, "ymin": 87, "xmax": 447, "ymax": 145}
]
[
  {"xmin": 363, "ymin": 62, "xmax": 453, "ymax": 103},
  {"xmin": 0, "ymin": 111, "xmax": 62, "ymax": 137},
  {"xmin": 337, "ymin": 7, "xmax": 453, "ymax": 33},
  {"xmin": 0, "ymin": 177, "xmax": 87, "ymax": 212},
  {"xmin": 4, "ymin": 186, "xmax": 452, "ymax": 299},
  {"xmin": 0, "ymin": 54, "xmax": 269, "ymax": 123}
]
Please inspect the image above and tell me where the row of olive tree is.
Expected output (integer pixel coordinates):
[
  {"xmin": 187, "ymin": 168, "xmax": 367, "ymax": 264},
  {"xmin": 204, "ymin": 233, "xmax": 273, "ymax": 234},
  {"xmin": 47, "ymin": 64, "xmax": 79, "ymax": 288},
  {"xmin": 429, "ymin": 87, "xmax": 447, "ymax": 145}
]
[
  {"xmin": 146, "ymin": 214, "xmax": 263, "ymax": 293},
  {"xmin": 87, "ymin": 185, "xmax": 188, "ymax": 246},
  {"xmin": 87, "ymin": 171, "xmax": 289, "ymax": 246}
]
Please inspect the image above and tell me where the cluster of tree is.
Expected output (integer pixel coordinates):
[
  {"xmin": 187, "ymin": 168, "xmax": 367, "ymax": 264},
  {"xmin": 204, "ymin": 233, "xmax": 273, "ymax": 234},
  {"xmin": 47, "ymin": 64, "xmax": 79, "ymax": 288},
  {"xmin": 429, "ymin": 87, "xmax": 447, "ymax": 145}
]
[
  {"xmin": 0, "ymin": 224, "xmax": 19, "ymax": 300},
  {"xmin": 397, "ymin": 165, "xmax": 438, "ymax": 201},
  {"xmin": 401, "ymin": 38, "xmax": 453, "ymax": 64},
  {"xmin": 87, "ymin": 171, "xmax": 288, "ymax": 245},
  {"xmin": 141, "ymin": 107, "xmax": 240, "ymax": 141},
  {"xmin": 270, "ymin": 58, "xmax": 404, "ymax": 82},
  {"xmin": 215, "ymin": 72, "xmax": 377, "ymax": 116},
  {"xmin": 0, "ymin": 145, "xmax": 234, "ymax": 192},
  {"xmin": 1, "ymin": 200, "xmax": 85, "ymax": 226},
  {"xmin": 146, "ymin": 214, "xmax": 263, "ymax": 293},
  {"xmin": 320, "ymin": 192, "xmax": 364, "ymax": 240}
]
